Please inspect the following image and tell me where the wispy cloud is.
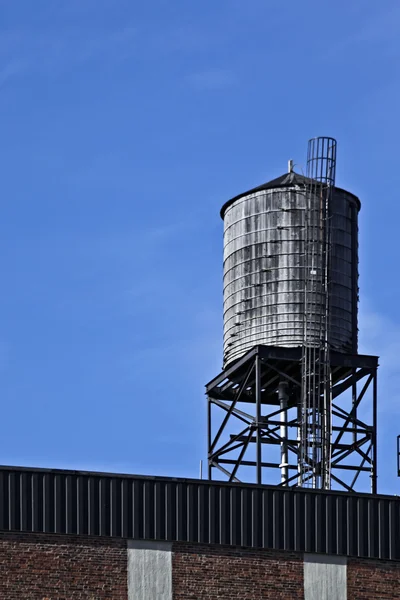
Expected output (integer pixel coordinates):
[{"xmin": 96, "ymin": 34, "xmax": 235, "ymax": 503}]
[
  {"xmin": 48, "ymin": 26, "xmax": 136, "ymax": 66},
  {"xmin": 187, "ymin": 68, "xmax": 237, "ymax": 91},
  {"xmin": 325, "ymin": 4, "xmax": 400, "ymax": 60},
  {"xmin": 357, "ymin": 301, "xmax": 400, "ymax": 492},
  {"xmin": 345, "ymin": 4, "xmax": 400, "ymax": 46},
  {"xmin": 0, "ymin": 342, "xmax": 8, "ymax": 374},
  {"xmin": 0, "ymin": 24, "xmax": 136, "ymax": 85},
  {"xmin": 0, "ymin": 59, "xmax": 25, "ymax": 89},
  {"xmin": 359, "ymin": 303, "xmax": 400, "ymax": 415}
]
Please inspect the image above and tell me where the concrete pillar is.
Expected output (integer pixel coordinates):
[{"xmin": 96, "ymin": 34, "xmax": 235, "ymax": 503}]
[
  {"xmin": 304, "ymin": 554, "xmax": 347, "ymax": 600},
  {"xmin": 128, "ymin": 540, "xmax": 172, "ymax": 600}
]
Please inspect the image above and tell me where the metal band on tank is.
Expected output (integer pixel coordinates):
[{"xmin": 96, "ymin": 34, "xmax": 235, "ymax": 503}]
[{"xmin": 221, "ymin": 182, "xmax": 360, "ymax": 366}]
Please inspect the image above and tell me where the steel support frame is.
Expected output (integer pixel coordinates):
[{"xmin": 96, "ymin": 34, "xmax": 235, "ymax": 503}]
[{"xmin": 207, "ymin": 345, "xmax": 378, "ymax": 492}]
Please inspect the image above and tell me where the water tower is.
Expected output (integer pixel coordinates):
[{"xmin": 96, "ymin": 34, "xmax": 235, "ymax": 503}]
[{"xmin": 207, "ymin": 137, "xmax": 378, "ymax": 492}]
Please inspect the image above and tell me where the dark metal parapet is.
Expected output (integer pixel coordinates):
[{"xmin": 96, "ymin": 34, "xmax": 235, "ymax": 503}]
[{"xmin": 0, "ymin": 465, "xmax": 398, "ymax": 560}]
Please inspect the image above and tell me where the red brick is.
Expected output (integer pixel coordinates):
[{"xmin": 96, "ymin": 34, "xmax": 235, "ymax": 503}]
[
  {"xmin": 0, "ymin": 532, "xmax": 127, "ymax": 600},
  {"xmin": 172, "ymin": 542, "xmax": 304, "ymax": 599},
  {"xmin": 348, "ymin": 558, "xmax": 400, "ymax": 599}
]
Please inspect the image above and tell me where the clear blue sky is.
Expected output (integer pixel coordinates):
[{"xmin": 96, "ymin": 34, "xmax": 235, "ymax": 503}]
[{"xmin": 0, "ymin": 0, "xmax": 399, "ymax": 495}]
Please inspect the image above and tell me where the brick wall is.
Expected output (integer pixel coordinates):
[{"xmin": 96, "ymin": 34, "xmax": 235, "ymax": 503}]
[
  {"xmin": 1, "ymin": 531, "xmax": 400, "ymax": 599},
  {"xmin": 348, "ymin": 558, "xmax": 400, "ymax": 599},
  {"xmin": 0, "ymin": 532, "xmax": 127, "ymax": 600},
  {"xmin": 172, "ymin": 542, "xmax": 304, "ymax": 599}
]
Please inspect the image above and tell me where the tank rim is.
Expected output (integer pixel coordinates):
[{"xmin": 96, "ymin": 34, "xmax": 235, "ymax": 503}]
[{"xmin": 220, "ymin": 172, "xmax": 361, "ymax": 219}]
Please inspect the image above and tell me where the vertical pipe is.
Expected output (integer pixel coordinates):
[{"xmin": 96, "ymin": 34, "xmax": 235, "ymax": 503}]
[
  {"xmin": 279, "ymin": 381, "xmax": 289, "ymax": 485},
  {"xmin": 372, "ymin": 369, "xmax": 378, "ymax": 494},
  {"xmin": 297, "ymin": 401, "xmax": 302, "ymax": 486},
  {"xmin": 207, "ymin": 397, "xmax": 212, "ymax": 480},
  {"xmin": 323, "ymin": 369, "xmax": 332, "ymax": 490},
  {"xmin": 255, "ymin": 354, "xmax": 262, "ymax": 485},
  {"xmin": 352, "ymin": 369, "xmax": 357, "ymax": 444},
  {"xmin": 351, "ymin": 204, "xmax": 359, "ymax": 354}
]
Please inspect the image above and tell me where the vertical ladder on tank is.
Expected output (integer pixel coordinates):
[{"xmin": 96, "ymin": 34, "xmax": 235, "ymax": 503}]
[{"xmin": 300, "ymin": 137, "xmax": 337, "ymax": 489}]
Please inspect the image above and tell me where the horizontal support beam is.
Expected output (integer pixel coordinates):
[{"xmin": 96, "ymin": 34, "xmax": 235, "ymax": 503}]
[
  {"xmin": 231, "ymin": 435, "xmax": 299, "ymax": 446},
  {"xmin": 230, "ymin": 435, "xmax": 371, "ymax": 453},
  {"xmin": 206, "ymin": 345, "xmax": 378, "ymax": 394},
  {"xmin": 208, "ymin": 389, "xmax": 251, "ymax": 403},
  {"xmin": 259, "ymin": 419, "xmax": 368, "ymax": 434},
  {"xmin": 330, "ymin": 464, "xmax": 371, "ymax": 472},
  {"xmin": 217, "ymin": 458, "xmax": 298, "ymax": 470}
]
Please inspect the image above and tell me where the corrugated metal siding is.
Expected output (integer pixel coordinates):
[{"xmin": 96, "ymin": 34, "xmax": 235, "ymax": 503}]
[
  {"xmin": 222, "ymin": 185, "xmax": 359, "ymax": 366},
  {"xmin": 0, "ymin": 466, "xmax": 399, "ymax": 560}
]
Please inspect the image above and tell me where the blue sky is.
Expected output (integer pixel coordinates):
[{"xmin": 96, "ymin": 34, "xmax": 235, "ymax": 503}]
[{"xmin": 0, "ymin": 0, "xmax": 399, "ymax": 495}]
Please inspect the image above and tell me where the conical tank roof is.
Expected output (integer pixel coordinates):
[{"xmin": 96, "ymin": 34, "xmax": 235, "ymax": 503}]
[{"xmin": 220, "ymin": 171, "xmax": 360, "ymax": 218}]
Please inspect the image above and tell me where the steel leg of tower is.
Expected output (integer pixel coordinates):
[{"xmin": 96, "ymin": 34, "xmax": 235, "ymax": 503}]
[
  {"xmin": 206, "ymin": 345, "xmax": 379, "ymax": 492},
  {"xmin": 397, "ymin": 435, "xmax": 400, "ymax": 478}
]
